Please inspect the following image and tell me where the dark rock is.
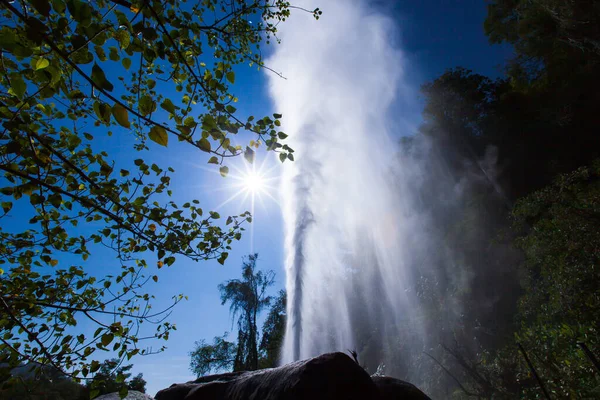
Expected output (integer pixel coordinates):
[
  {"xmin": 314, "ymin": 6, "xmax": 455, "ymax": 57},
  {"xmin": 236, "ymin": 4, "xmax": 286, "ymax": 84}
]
[
  {"xmin": 371, "ymin": 376, "xmax": 431, "ymax": 400},
  {"xmin": 155, "ymin": 352, "xmax": 380, "ymax": 400}
]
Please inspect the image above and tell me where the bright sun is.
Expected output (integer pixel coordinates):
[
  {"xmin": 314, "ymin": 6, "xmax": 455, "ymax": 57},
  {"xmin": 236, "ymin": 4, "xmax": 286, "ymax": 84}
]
[
  {"xmin": 213, "ymin": 157, "xmax": 279, "ymax": 213},
  {"xmin": 244, "ymin": 171, "xmax": 265, "ymax": 193},
  {"xmin": 206, "ymin": 156, "xmax": 279, "ymax": 252}
]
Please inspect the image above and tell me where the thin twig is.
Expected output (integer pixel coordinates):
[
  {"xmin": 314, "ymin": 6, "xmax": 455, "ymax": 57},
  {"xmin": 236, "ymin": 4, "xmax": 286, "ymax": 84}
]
[{"xmin": 517, "ymin": 342, "xmax": 551, "ymax": 400}]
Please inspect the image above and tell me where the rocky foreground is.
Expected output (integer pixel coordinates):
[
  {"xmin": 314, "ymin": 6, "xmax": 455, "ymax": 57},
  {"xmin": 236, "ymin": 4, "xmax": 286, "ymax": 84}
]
[{"xmin": 155, "ymin": 352, "xmax": 431, "ymax": 400}]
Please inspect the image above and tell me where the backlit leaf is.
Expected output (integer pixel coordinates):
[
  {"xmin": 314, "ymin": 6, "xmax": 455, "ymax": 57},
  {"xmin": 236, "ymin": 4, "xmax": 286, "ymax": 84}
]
[
  {"xmin": 226, "ymin": 71, "xmax": 235, "ymax": 84},
  {"xmin": 149, "ymin": 126, "xmax": 168, "ymax": 146},
  {"xmin": 160, "ymin": 99, "xmax": 176, "ymax": 114},
  {"xmin": 9, "ymin": 73, "xmax": 26, "ymax": 99},
  {"xmin": 111, "ymin": 104, "xmax": 130, "ymax": 128},
  {"xmin": 34, "ymin": 57, "xmax": 50, "ymax": 70},
  {"xmin": 198, "ymin": 138, "xmax": 211, "ymax": 152},
  {"xmin": 114, "ymin": 30, "xmax": 130, "ymax": 50}
]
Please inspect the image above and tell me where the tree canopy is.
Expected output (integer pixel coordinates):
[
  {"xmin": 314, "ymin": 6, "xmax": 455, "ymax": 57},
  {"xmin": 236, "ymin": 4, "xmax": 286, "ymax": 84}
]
[
  {"xmin": 388, "ymin": 1, "xmax": 600, "ymax": 397},
  {"xmin": 0, "ymin": 0, "xmax": 319, "ymax": 389}
]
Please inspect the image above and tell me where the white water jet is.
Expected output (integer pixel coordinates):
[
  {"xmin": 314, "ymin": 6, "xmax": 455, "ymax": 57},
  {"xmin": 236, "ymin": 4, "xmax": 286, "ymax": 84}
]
[{"xmin": 267, "ymin": 0, "xmax": 429, "ymax": 369}]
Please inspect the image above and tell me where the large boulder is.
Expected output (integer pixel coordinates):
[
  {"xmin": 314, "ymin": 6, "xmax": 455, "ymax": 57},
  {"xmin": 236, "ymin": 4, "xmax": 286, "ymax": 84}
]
[
  {"xmin": 156, "ymin": 352, "xmax": 378, "ymax": 400},
  {"xmin": 371, "ymin": 376, "xmax": 431, "ymax": 400},
  {"xmin": 156, "ymin": 352, "xmax": 430, "ymax": 400}
]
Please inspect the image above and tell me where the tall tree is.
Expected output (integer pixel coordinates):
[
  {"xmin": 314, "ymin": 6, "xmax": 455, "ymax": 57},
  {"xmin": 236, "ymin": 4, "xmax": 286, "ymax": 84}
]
[
  {"xmin": 484, "ymin": 0, "xmax": 600, "ymax": 184},
  {"xmin": 189, "ymin": 254, "xmax": 279, "ymax": 376},
  {"xmin": 259, "ymin": 290, "xmax": 286, "ymax": 369},
  {"xmin": 219, "ymin": 254, "xmax": 274, "ymax": 371},
  {"xmin": 0, "ymin": 0, "xmax": 320, "ymax": 383}
]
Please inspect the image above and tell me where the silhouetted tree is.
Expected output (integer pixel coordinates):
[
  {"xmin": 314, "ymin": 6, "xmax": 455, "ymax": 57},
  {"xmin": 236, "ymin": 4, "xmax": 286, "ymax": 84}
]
[
  {"xmin": 189, "ymin": 334, "xmax": 237, "ymax": 377},
  {"xmin": 189, "ymin": 254, "xmax": 277, "ymax": 376},
  {"xmin": 259, "ymin": 290, "xmax": 287, "ymax": 368}
]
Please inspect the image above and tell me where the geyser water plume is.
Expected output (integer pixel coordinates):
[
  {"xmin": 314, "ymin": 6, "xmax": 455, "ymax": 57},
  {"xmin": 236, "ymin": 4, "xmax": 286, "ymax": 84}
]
[{"xmin": 267, "ymin": 0, "xmax": 425, "ymax": 367}]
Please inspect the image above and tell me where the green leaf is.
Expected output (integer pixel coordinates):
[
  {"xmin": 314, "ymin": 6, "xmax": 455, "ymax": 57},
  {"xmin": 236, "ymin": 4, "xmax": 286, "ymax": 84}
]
[
  {"xmin": 198, "ymin": 138, "xmax": 211, "ymax": 152},
  {"xmin": 244, "ymin": 146, "xmax": 255, "ymax": 164},
  {"xmin": 160, "ymin": 99, "xmax": 176, "ymax": 114},
  {"xmin": 273, "ymin": 113, "xmax": 282, "ymax": 119},
  {"xmin": 94, "ymin": 45, "xmax": 107, "ymax": 61},
  {"xmin": 67, "ymin": 0, "xmax": 93, "ymax": 27},
  {"xmin": 9, "ymin": 73, "xmax": 26, "ymax": 99},
  {"xmin": 149, "ymin": 126, "xmax": 168, "ymax": 147},
  {"xmin": 279, "ymin": 153, "xmax": 287, "ymax": 163},
  {"xmin": 208, "ymin": 156, "xmax": 219, "ymax": 164},
  {"xmin": 139, "ymin": 95, "xmax": 156, "ymax": 116},
  {"xmin": 51, "ymin": 0, "xmax": 66, "ymax": 14},
  {"xmin": 101, "ymin": 333, "xmax": 114, "ymax": 347},
  {"xmin": 49, "ymin": 193, "xmax": 62, "ymax": 208},
  {"xmin": 90, "ymin": 360, "xmax": 100, "ymax": 373},
  {"xmin": 34, "ymin": 57, "xmax": 50, "ymax": 70},
  {"xmin": 278, "ymin": 132, "xmax": 288, "ymax": 139},
  {"xmin": 111, "ymin": 104, "xmax": 130, "ymax": 128},
  {"xmin": 288, "ymin": 153, "xmax": 295, "ymax": 161},
  {"xmin": 217, "ymin": 252, "xmax": 228, "ymax": 265},
  {"xmin": 119, "ymin": 386, "xmax": 128, "ymax": 399},
  {"xmin": 31, "ymin": 0, "xmax": 51, "ymax": 17},
  {"xmin": 1, "ymin": 202, "xmax": 12, "ymax": 213},
  {"xmin": 91, "ymin": 63, "xmax": 114, "ymax": 92},
  {"xmin": 93, "ymin": 101, "xmax": 111, "ymax": 124},
  {"xmin": 122, "ymin": 57, "xmax": 131, "ymax": 70},
  {"xmin": 226, "ymin": 71, "xmax": 235, "ymax": 84},
  {"xmin": 184, "ymin": 116, "xmax": 197, "ymax": 128},
  {"xmin": 219, "ymin": 166, "xmax": 229, "ymax": 177},
  {"xmin": 152, "ymin": 275, "xmax": 158, "ymax": 282},
  {"xmin": 114, "ymin": 30, "xmax": 130, "ymax": 50},
  {"xmin": 164, "ymin": 256, "xmax": 175, "ymax": 266},
  {"xmin": 109, "ymin": 46, "xmax": 120, "ymax": 61},
  {"xmin": 90, "ymin": 389, "xmax": 100, "ymax": 399}
]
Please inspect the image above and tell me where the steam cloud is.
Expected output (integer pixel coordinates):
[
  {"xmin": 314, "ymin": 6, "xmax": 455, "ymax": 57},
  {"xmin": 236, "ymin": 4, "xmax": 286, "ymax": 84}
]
[
  {"xmin": 267, "ymin": 1, "xmax": 512, "ymax": 392},
  {"xmin": 267, "ymin": 0, "xmax": 420, "ymax": 362}
]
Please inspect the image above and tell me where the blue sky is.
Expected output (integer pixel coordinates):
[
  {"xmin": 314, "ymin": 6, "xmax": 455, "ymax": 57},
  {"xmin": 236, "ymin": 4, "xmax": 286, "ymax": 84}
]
[
  {"xmin": 3, "ymin": 0, "xmax": 511, "ymax": 396},
  {"xmin": 129, "ymin": 1, "xmax": 513, "ymax": 395}
]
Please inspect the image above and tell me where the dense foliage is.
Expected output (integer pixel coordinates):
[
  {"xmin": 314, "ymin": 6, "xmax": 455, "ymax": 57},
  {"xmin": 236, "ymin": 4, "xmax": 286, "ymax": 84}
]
[
  {"xmin": 391, "ymin": 0, "xmax": 600, "ymax": 398},
  {"xmin": 189, "ymin": 254, "xmax": 286, "ymax": 376},
  {"xmin": 0, "ymin": 0, "xmax": 319, "ymax": 389}
]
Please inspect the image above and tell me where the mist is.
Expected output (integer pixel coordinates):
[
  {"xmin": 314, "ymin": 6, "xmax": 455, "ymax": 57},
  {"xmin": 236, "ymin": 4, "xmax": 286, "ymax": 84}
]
[{"xmin": 266, "ymin": 0, "xmax": 517, "ymax": 395}]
